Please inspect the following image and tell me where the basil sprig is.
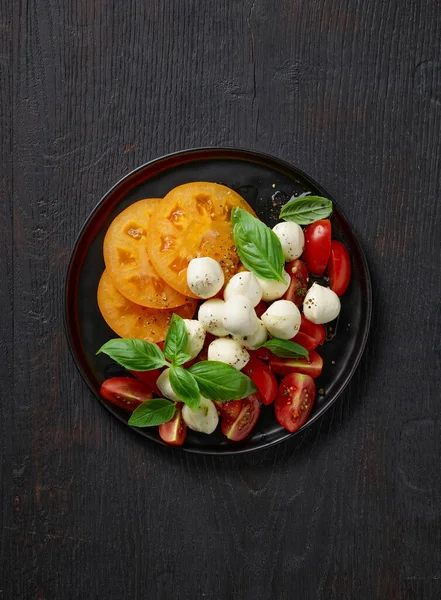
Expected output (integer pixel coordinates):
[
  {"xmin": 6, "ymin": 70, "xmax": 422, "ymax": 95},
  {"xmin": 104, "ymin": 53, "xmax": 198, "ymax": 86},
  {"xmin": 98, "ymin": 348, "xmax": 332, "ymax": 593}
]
[
  {"xmin": 259, "ymin": 338, "xmax": 309, "ymax": 358},
  {"xmin": 279, "ymin": 195, "xmax": 333, "ymax": 225},
  {"xmin": 98, "ymin": 314, "xmax": 256, "ymax": 425},
  {"xmin": 231, "ymin": 207, "xmax": 285, "ymax": 282},
  {"xmin": 128, "ymin": 398, "xmax": 176, "ymax": 427}
]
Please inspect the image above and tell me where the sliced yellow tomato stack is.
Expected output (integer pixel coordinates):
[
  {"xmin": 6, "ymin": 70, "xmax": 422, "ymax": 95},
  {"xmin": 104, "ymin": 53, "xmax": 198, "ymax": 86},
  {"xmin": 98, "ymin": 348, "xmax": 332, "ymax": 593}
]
[{"xmin": 97, "ymin": 184, "xmax": 255, "ymax": 341}]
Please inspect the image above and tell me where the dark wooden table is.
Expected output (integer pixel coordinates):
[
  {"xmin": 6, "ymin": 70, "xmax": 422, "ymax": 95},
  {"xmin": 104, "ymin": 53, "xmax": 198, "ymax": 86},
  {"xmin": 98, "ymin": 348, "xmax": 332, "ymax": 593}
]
[{"xmin": 2, "ymin": 1, "xmax": 441, "ymax": 598}]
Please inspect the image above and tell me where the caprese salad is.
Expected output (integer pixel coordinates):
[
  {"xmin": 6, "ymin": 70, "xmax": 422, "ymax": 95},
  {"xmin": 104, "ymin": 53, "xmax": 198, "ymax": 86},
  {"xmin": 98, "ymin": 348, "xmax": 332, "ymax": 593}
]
[{"xmin": 96, "ymin": 182, "xmax": 351, "ymax": 446}]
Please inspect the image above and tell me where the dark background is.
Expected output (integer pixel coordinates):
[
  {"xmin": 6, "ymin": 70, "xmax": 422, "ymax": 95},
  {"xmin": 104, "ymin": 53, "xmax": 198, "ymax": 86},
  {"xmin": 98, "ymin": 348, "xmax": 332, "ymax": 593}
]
[{"xmin": 2, "ymin": 1, "xmax": 440, "ymax": 599}]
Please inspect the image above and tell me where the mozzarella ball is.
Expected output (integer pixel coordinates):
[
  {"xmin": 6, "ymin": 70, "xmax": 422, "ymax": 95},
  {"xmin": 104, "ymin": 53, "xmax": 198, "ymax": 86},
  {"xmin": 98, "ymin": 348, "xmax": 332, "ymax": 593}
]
[
  {"xmin": 256, "ymin": 269, "xmax": 290, "ymax": 301},
  {"xmin": 157, "ymin": 368, "xmax": 180, "ymax": 402},
  {"xmin": 207, "ymin": 338, "xmax": 250, "ymax": 370},
  {"xmin": 186, "ymin": 257, "xmax": 225, "ymax": 298},
  {"xmin": 198, "ymin": 299, "xmax": 228, "ymax": 336},
  {"xmin": 182, "ymin": 397, "xmax": 219, "ymax": 434},
  {"xmin": 234, "ymin": 319, "xmax": 267, "ymax": 349},
  {"xmin": 222, "ymin": 295, "xmax": 258, "ymax": 336},
  {"xmin": 261, "ymin": 300, "xmax": 301, "ymax": 339},
  {"xmin": 223, "ymin": 271, "xmax": 262, "ymax": 307},
  {"xmin": 183, "ymin": 319, "xmax": 205, "ymax": 359},
  {"xmin": 272, "ymin": 222, "xmax": 305, "ymax": 261},
  {"xmin": 303, "ymin": 283, "xmax": 341, "ymax": 324}
]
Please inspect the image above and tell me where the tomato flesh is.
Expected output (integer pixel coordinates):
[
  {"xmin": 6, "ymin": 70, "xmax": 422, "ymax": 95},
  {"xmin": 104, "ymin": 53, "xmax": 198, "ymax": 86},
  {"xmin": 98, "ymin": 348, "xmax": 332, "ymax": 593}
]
[
  {"xmin": 100, "ymin": 377, "xmax": 153, "ymax": 411},
  {"xmin": 274, "ymin": 373, "xmax": 315, "ymax": 432},
  {"xmin": 248, "ymin": 347, "xmax": 272, "ymax": 361},
  {"xmin": 221, "ymin": 393, "xmax": 261, "ymax": 441},
  {"xmin": 282, "ymin": 259, "xmax": 309, "ymax": 308},
  {"xmin": 215, "ymin": 400, "xmax": 242, "ymax": 420},
  {"xmin": 328, "ymin": 240, "xmax": 351, "ymax": 296},
  {"xmin": 254, "ymin": 300, "xmax": 268, "ymax": 319},
  {"xmin": 131, "ymin": 369, "xmax": 162, "ymax": 396},
  {"xmin": 301, "ymin": 219, "xmax": 332, "ymax": 275},
  {"xmin": 242, "ymin": 357, "xmax": 278, "ymax": 405},
  {"xmin": 270, "ymin": 350, "xmax": 323, "ymax": 379},
  {"xmin": 293, "ymin": 315, "xmax": 326, "ymax": 351},
  {"xmin": 158, "ymin": 404, "xmax": 187, "ymax": 446}
]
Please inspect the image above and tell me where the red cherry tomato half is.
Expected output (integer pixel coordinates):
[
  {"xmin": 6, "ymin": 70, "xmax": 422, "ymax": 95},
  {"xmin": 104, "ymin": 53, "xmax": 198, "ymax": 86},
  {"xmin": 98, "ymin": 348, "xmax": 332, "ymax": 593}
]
[
  {"xmin": 248, "ymin": 347, "xmax": 272, "ymax": 361},
  {"xmin": 274, "ymin": 373, "xmax": 316, "ymax": 432},
  {"xmin": 328, "ymin": 240, "xmax": 351, "ymax": 296},
  {"xmin": 301, "ymin": 219, "xmax": 331, "ymax": 275},
  {"xmin": 270, "ymin": 350, "xmax": 323, "ymax": 379},
  {"xmin": 293, "ymin": 314, "xmax": 326, "ymax": 351},
  {"xmin": 243, "ymin": 357, "xmax": 278, "ymax": 405},
  {"xmin": 158, "ymin": 404, "xmax": 187, "ymax": 446},
  {"xmin": 282, "ymin": 259, "xmax": 309, "ymax": 308},
  {"xmin": 131, "ymin": 369, "xmax": 162, "ymax": 396},
  {"xmin": 100, "ymin": 377, "xmax": 153, "ymax": 411},
  {"xmin": 221, "ymin": 393, "xmax": 261, "ymax": 441},
  {"xmin": 215, "ymin": 399, "xmax": 242, "ymax": 420},
  {"xmin": 254, "ymin": 300, "xmax": 268, "ymax": 319}
]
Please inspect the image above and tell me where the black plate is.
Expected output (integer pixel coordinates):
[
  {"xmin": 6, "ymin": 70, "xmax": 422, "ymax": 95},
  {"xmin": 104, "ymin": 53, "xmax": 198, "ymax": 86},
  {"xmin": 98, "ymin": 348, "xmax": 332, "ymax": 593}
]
[{"xmin": 65, "ymin": 148, "xmax": 372, "ymax": 455}]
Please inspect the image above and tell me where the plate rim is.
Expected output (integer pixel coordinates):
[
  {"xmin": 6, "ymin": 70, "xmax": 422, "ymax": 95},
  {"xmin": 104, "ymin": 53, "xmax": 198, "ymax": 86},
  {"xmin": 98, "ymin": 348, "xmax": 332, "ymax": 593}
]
[{"xmin": 64, "ymin": 146, "xmax": 372, "ymax": 455}]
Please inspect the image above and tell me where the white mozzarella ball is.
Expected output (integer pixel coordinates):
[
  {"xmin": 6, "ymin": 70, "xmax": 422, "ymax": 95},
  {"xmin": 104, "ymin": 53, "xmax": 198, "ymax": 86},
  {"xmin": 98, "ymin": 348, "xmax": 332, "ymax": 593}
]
[
  {"xmin": 207, "ymin": 338, "xmax": 250, "ymax": 370},
  {"xmin": 186, "ymin": 257, "xmax": 225, "ymax": 298},
  {"xmin": 261, "ymin": 300, "xmax": 301, "ymax": 339},
  {"xmin": 234, "ymin": 319, "xmax": 267, "ymax": 349},
  {"xmin": 303, "ymin": 282, "xmax": 341, "ymax": 324},
  {"xmin": 157, "ymin": 368, "xmax": 180, "ymax": 402},
  {"xmin": 256, "ymin": 269, "xmax": 290, "ymax": 301},
  {"xmin": 222, "ymin": 295, "xmax": 258, "ymax": 336},
  {"xmin": 223, "ymin": 271, "xmax": 262, "ymax": 307},
  {"xmin": 198, "ymin": 299, "xmax": 228, "ymax": 336},
  {"xmin": 182, "ymin": 397, "xmax": 219, "ymax": 434},
  {"xmin": 183, "ymin": 319, "xmax": 205, "ymax": 359},
  {"xmin": 272, "ymin": 222, "xmax": 305, "ymax": 261}
]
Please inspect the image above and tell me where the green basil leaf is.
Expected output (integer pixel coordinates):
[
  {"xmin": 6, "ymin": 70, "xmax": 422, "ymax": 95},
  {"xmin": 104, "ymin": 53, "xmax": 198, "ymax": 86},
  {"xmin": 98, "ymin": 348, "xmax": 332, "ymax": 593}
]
[
  {"xmin": 279, "ymin": 196, "xmax": 333, "ymax": 225},
  {"xmin": 260, "ymin": 339, "xmax": 309, "ymax": 358},
  {"xmin": 173, "ymin": 352, "xmax": 192, "ymax": 366},
  {"xmin": 188, "ymin": 361, "xmax": 256, "ymax": 401},
  {"xmin": 164, "ymin": 314, "xmax": 189, "ymax": 363},
  {"xmin": 231, "ymin": 207, "xmax": 285, "ymax": 283},
  {"xmin": 97, "ymin": 338, "xmax": 167, "ymax": 370},
  {"xmin": 128, "ymin": 398, "xmax": 176, "ymax": 427},
  {"xmin": 169, "ymin": 366, "xmax": 200, "ymax": 410}
]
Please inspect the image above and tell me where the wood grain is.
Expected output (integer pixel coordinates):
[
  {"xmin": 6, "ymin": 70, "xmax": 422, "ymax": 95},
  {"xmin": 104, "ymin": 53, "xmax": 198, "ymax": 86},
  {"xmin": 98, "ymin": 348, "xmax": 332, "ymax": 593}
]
[{"xmin": 2, "ymin": 0, "xmax": 441, "ymax": 598}]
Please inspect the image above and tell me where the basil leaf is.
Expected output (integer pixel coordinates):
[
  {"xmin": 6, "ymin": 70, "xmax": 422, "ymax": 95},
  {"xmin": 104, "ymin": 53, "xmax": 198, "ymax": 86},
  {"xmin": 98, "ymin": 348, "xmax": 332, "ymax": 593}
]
[
  {"xmin": 173, "ymin": 352, "xmax": 192, "ymax": 366},
  {"xmin": 128, "ymin": 398, "xmax": 176, "ymax": 427},
  {"xmin": 169, "ymin": 366, "xmax": 200, "ymax": 410},
  {"xmin": 188, "ymin": 361, "xmax": 256, "ymax": 401},
  {"xmin": 97, "ymin": 338, "xmax": 167, "ymax": 370},
  {"xmin": 231, "ymin": 208, "xmax": 285, "ymax": 283},
  {"xmin": 260, "ymin": 339, "xmax": 309, "ymax": 358},
  {"xmin": 279, "ymin": 196, "xmax": 333, "ymax": 225},
  {"xmin": 164, "ymin": 314, "xmax": 189, "ymax": 364}
]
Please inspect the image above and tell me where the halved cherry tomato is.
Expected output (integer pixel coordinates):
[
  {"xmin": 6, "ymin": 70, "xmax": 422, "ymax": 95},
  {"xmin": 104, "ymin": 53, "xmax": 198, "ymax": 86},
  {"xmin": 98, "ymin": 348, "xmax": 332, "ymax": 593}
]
[
  {"xmin": 100, "ymin": 377, "xmax": 152, "ymax": 411},
  {"xmin": 282, "ymin": 259, "xmax": 309, "ymax": 308},
  {"xmin": 243, "ymin": 357, "xmax": 278, "ymax": 405},
  {"xmin": 131, "ymin": 369, "xmax": 162, "ymax": 396},
  {"xmin": 159, "ymin": 404, "xmax": 187, "ymax": 446},
  {"xmin": 146, "ymin": 182, "xmax": 256, "ymax": 297},
  {"xmin": 248, "ymin": 347, "xmax": 272, "ymax": 361},
  {"xmin": 301, "ymin": 219, "xmax": 332, "ymax": 275},
  {"xmin": 97, "ymin": 270, "xmax": 197, "ymax": 342},
  {"xmin": 274, "ymin": 373, "xmax": 315, "ymax": 432},
  {"xmin": 221, "ymin": 393, "xmax": 261, "ymax": 441},
  {"xmin": 254, "ymin": 300, "xmax": 268, "ymax": 319},
  {"xmin": 103, "ymin": 199, "xmax": 190, "ymax": 309},
  {"xmin": 215, "ymin": 400, "xmax": 242, "ymax": 420},
  {"xmin": 270, "ymin": 350, "xmax": 323, "ymax": 379},
  {"xmin": 328, "ymin": 240, "xmax": 351, "ymax": 296},
  {"xmin": 292, "ymin": 314, "xmax": 326, "ymax": 351}
]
